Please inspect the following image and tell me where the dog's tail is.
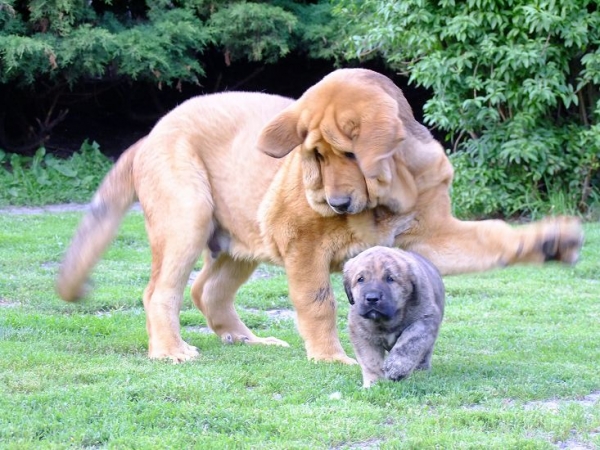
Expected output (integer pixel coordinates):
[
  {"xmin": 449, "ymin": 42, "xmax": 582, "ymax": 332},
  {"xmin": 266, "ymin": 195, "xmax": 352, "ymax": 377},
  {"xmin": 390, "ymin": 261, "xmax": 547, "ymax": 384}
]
[{"xmin": 56, "ymin": 138, "xmax": 145, "ymax": 302}]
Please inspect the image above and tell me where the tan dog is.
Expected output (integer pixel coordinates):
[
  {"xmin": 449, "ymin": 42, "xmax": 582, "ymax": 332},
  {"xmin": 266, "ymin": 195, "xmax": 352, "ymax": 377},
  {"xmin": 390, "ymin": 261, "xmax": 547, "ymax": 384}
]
[
  {"xmin": 56, "ymin": 68, "xmax": 583, "ymax": 364},
  {"xmin": 344, "ymin": 247, "xmax": 445, "ymax": 387}
]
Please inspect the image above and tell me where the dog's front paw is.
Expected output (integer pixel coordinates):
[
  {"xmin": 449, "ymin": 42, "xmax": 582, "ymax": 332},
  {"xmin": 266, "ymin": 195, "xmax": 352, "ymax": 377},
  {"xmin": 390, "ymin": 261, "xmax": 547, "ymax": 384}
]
[
  {"xmin": 383, "ymin": 356, "xmax": 416, "ymax": 381},
  {"xmin": 540, "ymin": 216, "xmax": 583, "ymax": 264}
]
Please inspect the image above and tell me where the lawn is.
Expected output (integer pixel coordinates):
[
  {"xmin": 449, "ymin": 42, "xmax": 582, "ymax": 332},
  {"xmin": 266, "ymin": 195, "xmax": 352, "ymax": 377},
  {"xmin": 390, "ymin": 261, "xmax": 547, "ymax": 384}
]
[{"xmin": 0, "ymin": 210, "xmax": 599, "ymax": 449}]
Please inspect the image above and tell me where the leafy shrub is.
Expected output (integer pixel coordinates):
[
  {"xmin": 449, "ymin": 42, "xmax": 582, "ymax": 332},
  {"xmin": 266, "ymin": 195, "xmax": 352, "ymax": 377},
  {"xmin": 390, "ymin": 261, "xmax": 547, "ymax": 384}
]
[
  {"xmin": 0, "ymin": 0, "xmax": 342, "ymax": 155},
  {"xmin": 0, "ymin": 1, "xmax": 209, "ymax": 88},
  {"xmin": 208, "ymin": 3, "xmax": 298, "ymax": 64},
  {"xmin": 335, "ymin": 0, "xmax": 600, "ymax": 218},
  {"xmin": 0, "ymin": 140, "xmax": 113, "ymax": 206}
]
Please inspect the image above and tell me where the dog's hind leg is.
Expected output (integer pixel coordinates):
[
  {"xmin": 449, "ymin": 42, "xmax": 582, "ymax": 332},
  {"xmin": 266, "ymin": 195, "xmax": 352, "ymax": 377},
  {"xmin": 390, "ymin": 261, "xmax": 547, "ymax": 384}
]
[
  {"xmin": 191, "ymin": 254, "xmax": 289, "ymax": 346},
  {"xmin": 137, "ymin": 152, "xmax": 214, "ymax": 363},
  {"xmin": 142, "ymin": 212, "xmax": 210, "ymax": 362}
]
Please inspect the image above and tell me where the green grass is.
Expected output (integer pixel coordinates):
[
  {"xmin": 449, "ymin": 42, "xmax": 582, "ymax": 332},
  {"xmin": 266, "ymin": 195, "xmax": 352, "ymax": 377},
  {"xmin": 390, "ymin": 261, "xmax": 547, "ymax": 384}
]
[{"xmin": 0, "ymin": 211, "xmax": 599, "ymax": 449}]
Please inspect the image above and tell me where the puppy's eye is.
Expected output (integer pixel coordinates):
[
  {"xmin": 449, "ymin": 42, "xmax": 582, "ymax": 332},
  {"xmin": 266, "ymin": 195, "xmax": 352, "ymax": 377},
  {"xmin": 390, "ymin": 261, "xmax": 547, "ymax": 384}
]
[
  {"xmin": 313, "ymin": 149, "xmax": 324, "ymax": 161},
  {"xmin": 357, "ymin": 276, "xmax": 365, "ymax": 284},
  {"xmin": 344, "ymin": 152, "xmax": 356, "ymax": 160},
  {"xmin": 386, "ymin": 275, "xmax": 394, "ymax": 283}
]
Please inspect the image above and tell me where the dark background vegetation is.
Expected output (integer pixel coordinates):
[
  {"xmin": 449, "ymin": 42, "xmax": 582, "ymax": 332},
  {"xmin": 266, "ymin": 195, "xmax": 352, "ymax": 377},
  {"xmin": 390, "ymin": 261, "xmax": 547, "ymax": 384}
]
[{"xmin": 1, "ymin": 0, "xmax": 598, "ymax": 217}]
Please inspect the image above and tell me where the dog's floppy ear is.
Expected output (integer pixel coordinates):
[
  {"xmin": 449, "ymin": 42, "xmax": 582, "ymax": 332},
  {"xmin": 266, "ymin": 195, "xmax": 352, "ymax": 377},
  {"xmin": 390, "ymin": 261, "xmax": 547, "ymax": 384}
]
[
  {"xmin": 406, "ymin": 251, "xmax": 443, "ymax": 309},
  {"xmin": 353, "ymin": 100, "xmax": 405, "ymax": 180},
  {"xmin": 343, "ymin": 276, "xmax": 355, "ymax": 305},
  {"xmin": 342, "ymin": 260, "xmax": 355, "ymax": 305},
  {"xmin": 256, "ymin": 107, "xmax": 305, "ymax": 158}
]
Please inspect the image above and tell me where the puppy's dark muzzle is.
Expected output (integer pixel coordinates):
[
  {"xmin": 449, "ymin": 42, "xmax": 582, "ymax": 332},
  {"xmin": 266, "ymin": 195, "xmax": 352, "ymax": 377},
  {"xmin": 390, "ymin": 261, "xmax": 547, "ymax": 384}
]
[
  {"xmin": 365, "ymin": 291, "xmax": 382, "ymax": 303},
  {"xmin": 358, "ymin": 288, "xmax": 394, "ymax": 321}
]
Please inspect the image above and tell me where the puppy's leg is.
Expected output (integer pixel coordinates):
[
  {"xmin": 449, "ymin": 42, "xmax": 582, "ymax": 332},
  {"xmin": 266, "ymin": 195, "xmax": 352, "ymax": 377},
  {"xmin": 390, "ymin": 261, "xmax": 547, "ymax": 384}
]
[
  {"xmin": 398, "ymin": 189, "xmax": 584, "ymax": 275},
  {"xmin": 286, "ymin": 253, "xmax": 356, "ymax": 364},
  {"xmin": 191, "ymin": 254, "xmax": 288, "ymax": 346},
  {"xmin": 383, "ymin": 318, "xmax": 439, "ymax": 381},
  {"xmin": 349, "ymin": 325, "xmax": 385, "ymax": 388},
  {"xmin": 416, "ymin": 347, "xmax": 433, "ymax": 371}
]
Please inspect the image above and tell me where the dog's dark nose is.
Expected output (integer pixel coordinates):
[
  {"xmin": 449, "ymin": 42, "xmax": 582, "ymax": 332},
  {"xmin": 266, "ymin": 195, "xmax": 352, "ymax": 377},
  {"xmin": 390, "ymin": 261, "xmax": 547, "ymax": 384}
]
[
  {"xmin": 328, "ymin": 196, "xmax": 352, "ymax": 213},
  {"xmin": 365, "ymin": 292, "xmax": 381, "ymax": 303}
]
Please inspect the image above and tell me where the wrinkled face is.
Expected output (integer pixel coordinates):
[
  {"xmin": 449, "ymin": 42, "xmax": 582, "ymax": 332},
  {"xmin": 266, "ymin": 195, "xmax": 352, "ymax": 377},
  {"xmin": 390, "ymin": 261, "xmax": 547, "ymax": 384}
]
[
  {"xmin": 300, "ymin": 124, "xmax": 369, "ymax": 215},
  {"xmin": 256, "ymin": 69, "xmax": 407, "ymax": 217},
  {"xmin": 343, "ymin": 247, "xmax": 414, "ymax": 321}
]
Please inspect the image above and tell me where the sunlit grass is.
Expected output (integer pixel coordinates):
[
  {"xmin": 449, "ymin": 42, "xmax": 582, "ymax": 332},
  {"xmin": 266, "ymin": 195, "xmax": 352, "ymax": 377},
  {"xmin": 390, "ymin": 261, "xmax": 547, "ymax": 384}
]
[{"xmin": 1, "ymin": 211, "xmax": 598, "ymax": 448}]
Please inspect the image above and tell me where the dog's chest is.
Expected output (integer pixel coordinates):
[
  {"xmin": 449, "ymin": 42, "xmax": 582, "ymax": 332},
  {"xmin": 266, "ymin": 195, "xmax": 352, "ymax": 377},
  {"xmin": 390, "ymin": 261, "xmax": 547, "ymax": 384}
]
[
  {"xmin": 331, "ymin": 210, "xmax": 416, "ymax": 270},
  {"xmin": 350, "ymin": 209, "xmax": 415, "ymax": 245},
  {"xmin": 381, "ymin": 331, "xmax": 400, "ymax": 352}
]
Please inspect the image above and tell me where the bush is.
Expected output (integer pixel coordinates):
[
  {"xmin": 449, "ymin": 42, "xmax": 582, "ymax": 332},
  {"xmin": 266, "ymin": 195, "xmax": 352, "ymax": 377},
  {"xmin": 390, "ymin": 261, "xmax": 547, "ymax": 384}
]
[
  {"xmin": 0, "ymin": 140, "xmax": 113, "ymax": 206},
  {"xmin": 0, "ymin": 0, "xmax": 342, "ymax": 155},
  {"xmin": 335, "ymin": 0, "xmax": 600, "ymax": 218}
]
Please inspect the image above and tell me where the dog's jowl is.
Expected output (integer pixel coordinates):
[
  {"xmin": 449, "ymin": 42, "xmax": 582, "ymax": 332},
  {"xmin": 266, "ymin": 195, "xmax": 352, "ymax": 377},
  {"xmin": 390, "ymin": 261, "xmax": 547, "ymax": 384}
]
[{"xmin": 344, "ymin": 246, "xmax": 445, "ymax": 387}]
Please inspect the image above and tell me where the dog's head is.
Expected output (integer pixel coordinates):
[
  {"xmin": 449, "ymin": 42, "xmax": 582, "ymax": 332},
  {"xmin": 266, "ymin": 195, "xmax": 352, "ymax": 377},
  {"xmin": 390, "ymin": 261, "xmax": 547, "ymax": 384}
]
[
  {"xmin": 343, "ymin": 246, "xmax": 418, "ymax": 321},
  {"xmin": 256, "ymin": 69, "xmax": 425, "ymax": 217}
]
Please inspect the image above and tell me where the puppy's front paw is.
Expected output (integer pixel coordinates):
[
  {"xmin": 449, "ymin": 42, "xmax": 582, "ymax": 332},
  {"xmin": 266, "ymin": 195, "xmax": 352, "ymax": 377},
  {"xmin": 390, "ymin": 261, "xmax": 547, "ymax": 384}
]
[{"xmin": 383, "ymin": 356, "xmax": 416, "ymax": 381}]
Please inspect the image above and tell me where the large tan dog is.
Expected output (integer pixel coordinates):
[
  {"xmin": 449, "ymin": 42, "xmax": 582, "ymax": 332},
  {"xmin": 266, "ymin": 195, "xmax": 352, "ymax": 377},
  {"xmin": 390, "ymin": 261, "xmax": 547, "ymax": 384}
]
[
  {"xmin": 56, "ymin": 68, "xmax": 583, "ymax": 364},
  {"xmin": 344, "ymin": 247, "xmax": 445, "ymax": 388}
]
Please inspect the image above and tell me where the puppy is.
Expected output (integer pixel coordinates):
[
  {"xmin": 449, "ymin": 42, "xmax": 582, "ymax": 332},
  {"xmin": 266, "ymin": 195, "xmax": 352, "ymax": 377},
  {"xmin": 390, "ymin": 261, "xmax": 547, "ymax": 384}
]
[{"xmin": 344, "ymin": 246, "xmax": 445, "ymax": 387}]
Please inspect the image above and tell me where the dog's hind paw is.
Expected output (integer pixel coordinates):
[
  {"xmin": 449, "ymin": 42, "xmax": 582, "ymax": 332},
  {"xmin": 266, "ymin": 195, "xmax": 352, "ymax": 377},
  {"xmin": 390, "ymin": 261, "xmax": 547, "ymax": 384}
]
[
  {"xmin": 221, "ymin": 332, "xmax": 290, "ymax": 347},
  {"xmin": 308, "ymin": 352, "xmax": 358, "ymax": 365},
  {"xmin": 244, "ymin": 335, "xmax": 290, "ymax": 347},
  {"xmin": 149, "ymin": 342, "xmax": 200, "ymax": 363}
]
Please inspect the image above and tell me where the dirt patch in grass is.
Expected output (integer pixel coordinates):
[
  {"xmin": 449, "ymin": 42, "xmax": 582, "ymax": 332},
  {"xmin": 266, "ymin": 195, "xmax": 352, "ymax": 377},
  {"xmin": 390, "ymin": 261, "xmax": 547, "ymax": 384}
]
[
  {"xmin": 524, "ymin": 391, "xmax": 600, "ymax": 412},
  {"xmin": 467, "ymin": 392, "xmax": 599, "ymax": 449},
  {"xmin": 0, "ymin": 203, "xmax": 143, "ymax": 215},
  {"xmin": 0, "ymin": 298, "xmax": 20, "ymax": 307}
]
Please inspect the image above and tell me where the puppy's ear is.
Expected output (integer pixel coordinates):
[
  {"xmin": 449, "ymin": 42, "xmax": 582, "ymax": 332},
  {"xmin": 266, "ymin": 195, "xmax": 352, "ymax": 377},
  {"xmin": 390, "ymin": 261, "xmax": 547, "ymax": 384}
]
[
  {"xmin": 256, "ymin": 107, "xmax": 305, "ymax": 158},
  {"xmin": 343, "ymin": 276, "xmax": 354, "ymax": 305},
  {"xmin": 406, "ymin": 252, "xmax": 442, "ymax": 307}
]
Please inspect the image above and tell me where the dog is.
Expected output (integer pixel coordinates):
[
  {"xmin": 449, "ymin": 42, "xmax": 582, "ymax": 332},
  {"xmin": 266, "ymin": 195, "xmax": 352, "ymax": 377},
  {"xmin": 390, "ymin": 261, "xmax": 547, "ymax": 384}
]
[
  {"xmin": 344, "ymin": 246, "xmax": 445, "ymax": 387},
  {"xmin": 56, "ymin": 68, "xmax": 584, "ymax": 364}
]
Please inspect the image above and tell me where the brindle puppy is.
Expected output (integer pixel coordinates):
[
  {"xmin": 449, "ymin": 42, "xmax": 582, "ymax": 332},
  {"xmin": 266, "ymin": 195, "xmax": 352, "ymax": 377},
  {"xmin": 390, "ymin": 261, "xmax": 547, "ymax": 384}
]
[{"xmin": 344, "ymin": 246, "xmax": 445, "ymax": 387}]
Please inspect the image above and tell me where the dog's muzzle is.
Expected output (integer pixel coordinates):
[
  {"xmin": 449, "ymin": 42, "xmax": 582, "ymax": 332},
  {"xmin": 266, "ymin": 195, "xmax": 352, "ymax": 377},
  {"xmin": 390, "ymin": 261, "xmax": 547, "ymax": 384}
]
[
  {"xmin": 358, "ymin": 289, "xmax": 395, "ymax": 321},
  {"xmin": 327, "ymin": 196, "xmax": 353, "ymax": 214}
]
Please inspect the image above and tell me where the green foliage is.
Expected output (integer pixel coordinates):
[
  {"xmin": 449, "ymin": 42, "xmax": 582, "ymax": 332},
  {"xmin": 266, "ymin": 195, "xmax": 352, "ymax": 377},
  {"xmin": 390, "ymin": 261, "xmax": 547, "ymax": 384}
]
[
  {"xmin": 335, "ymin": 0, "xmax": 600, "ymax": 218},
  {"xmin": 0, "ymin": 0, "xmax": 339, "ymax": 87},
  {"xmin": 0, "ymin": 140, "xmax": 112, "ymax": 206},
  {"xmin": 0, "ymin": 0, "xmax": 343, "ymax": 156},
  {"xmin": 208, "ymin": 2, "xmax": 297, "ymax": 63},
  {"xmin": 0, "ymin": 0, "xmax": 209, "ymax": 86},
  {"xmin": 0, "ymin": 0, "xmax": 210, "ymax": 87}
]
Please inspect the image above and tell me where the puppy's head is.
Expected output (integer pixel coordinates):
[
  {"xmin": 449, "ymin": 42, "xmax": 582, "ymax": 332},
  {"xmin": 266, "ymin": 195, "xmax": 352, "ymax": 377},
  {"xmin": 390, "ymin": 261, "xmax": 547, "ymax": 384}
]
[
  {"xmin": 256, "ymin": 69, "xmax": 409, "ymax": 217},
  {"xmin": 343, "ymin": 246, "xmax": 416, "ymax": 321}
]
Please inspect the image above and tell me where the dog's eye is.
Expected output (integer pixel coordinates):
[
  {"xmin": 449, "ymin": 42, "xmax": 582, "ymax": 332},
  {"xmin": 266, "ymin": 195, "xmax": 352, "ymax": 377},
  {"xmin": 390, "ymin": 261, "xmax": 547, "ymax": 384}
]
[
  {"xmin": 357, "ymin": 276, "xmax": 364, "ymax": 284},
  {"xmin": 344, "ymin": 152, "xmax": 356, "ymax": 160},
  {"xmin": 314, "ymin": 149, "xmax": 324, "ymax": 161},
  {"xmin": 386, "ymin": 275, "xmax": 394, "ymax": 283}
]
